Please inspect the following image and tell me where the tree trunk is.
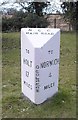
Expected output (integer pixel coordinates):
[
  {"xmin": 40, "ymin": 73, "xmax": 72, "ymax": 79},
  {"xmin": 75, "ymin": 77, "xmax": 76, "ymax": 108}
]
[{"xmin": 54, "ymin": 18, "xmax": 56, "ymax": 28}]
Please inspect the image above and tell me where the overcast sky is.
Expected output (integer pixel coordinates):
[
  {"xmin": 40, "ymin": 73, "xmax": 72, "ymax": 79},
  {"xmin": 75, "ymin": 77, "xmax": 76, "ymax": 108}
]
[
  {"xmin": 0, "ymin": 0, "xmax": 63, "ymax": 13},
  {"xmin": 0, "ymin": 0, "xmax": 77, "ymax": 3},
  {"xmin": 0, "ymin": 0, "xmax": 62, "ymax": 3}
]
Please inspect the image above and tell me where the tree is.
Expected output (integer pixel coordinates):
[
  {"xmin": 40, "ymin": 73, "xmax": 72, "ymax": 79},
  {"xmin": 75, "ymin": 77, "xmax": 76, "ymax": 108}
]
[
  {"xmin": 17, "ymin": 1, "xmax": 50, "ymax": 28},
  {"xmin": 18, "ymin": 1, "xmax": 50, "ymax": 16},
  {"xmin": 2, "ymin": 1, "xmax": 50, "ymax": 31},
  {"xmin": 6, "ymin": 8, "xmax": 17, "ymax": 15},
  {"xmin": 2, "ymin": 17, "xmax": 14, "ymax": 32},
  {"xmin": 22, "ymin": 13, "xmax": 49, "ymax": 28},
  {"xmin": 61, "ymin": 2, "xmax": 77, "ymax": 30},
  {"xmin": 2, "ymin": 9, "xmax": 49, "ymax": 32}
]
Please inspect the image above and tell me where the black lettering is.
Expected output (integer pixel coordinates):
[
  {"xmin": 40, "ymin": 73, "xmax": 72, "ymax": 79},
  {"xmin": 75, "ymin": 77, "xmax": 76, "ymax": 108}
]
[
  {"xmin": 44, "ymin": 82, "xmax": 55, "ymax": 90},
  {"xmin": 48, "ymin": 85, "xmax": 50, "ymax": 88},
  {"xmin": 24, "ymin": 81, "xmax": 32, "ymax": 90},
  {"xmin": 30, "ymin": 32, "xmax": 32, "ymax": 34},
  {"xmin": 35, "ymin": 77, "xmax": 39, "ymax": 81},
  {"xmin": 23, "ymin": 58, "xmax": 32, "ymax": 67},
  {"xmin": 54, "ymin": 59, "xmax": 59, "ymax": 65},
  {"xmin": 26, "ymin": 71, "xmax": 29, "ymax": 77},
  {"xmin": 38, "ymin": 29, "xmax": 41, "ymax": 32},
  {"xmin": 48, "ymin": 32, "xmax": 50, "ymax": 35},
  {"xmin": 44, "ymin": 85, "xmax": 47, "ymax": 90},
  {"xmin": 46, "ymin": 61, "xmax": 49, "ymax": 67},
  {"xmin": 26, "ymin": 32, "xmax": 29, "ymax": 34},
  {"xmin": 49, "ymin": 60, "xmax": 53, "ymax": 66},
  {"xmin": 36, "ymin": 65, "xmax": 39, "ymax": 69},
  {"xmin": 36, "ymin": 83, "xmax": 39, "ymax": 85},
  {"xmin": 28, "ymin": 29, "xmax": 32, "ymax": 31},
  {"xmin": 26, "ymin": 49, "xmax": 29, "ymax": 54},
  {"xmin": 40, "ymin": 62, "xmax": 44, "ymax": 68},
  {"xmin": 24, "ymin": 81, "xmax": 25, "ymax": 84},
  {"xmin": 41, "ymin": 32, "xmax": 43, "ymax": 34},
  {"xmin": 23, "ymin": 59, "xmax": 25, "ymax": 63},
  {"xmin": 40, "ymin": 58, "xmax": 59, "ymax": 69},
  {"xmin": 51, "ymin": 33, "xmax": 54, "ymax": 35},
  {"xmin": 36, "ymin": 89, "xmax": 39, "ymax": 92},
  {"xmin": 40, "ymin": 62, "xmax": 49, "ymax": 68},
  {"xmin": 35, "ymin": 32, "xmax": 38, "ymax": 34},
  {"xmin": 27, "ymin": 60, "xmax": 29, "ymax": 66},
  {"xmin": 35, "ymin": 65, "xmax": 40, "ymax": 93},
  {"xmin": 48, "ymin": 50, "xmax": 53, "ymax": 54},
  {"xmin": 36, "ymin": 73, "xmax": 39, "ymax": 76},
  {"xmin": 35, "ymin": 70, "xmax": 39, "ymax": 73},
  {"xmin": 49, "ymin": 73, "xmax": 52, "ymax": 77},
  {"xmin": 51, "ymin": 50, "xmax": 53, "ymax": 54},
  {"xmin": 51, "ymin": 83, "xmax": 53, "ymax": 87},
  {"xmin": 30, "ymin": 61, "xmax": 32, "ymax": 67},
  {"xmin": 48, "ymin": 50, "xmax": 50, "ymax": 54}
]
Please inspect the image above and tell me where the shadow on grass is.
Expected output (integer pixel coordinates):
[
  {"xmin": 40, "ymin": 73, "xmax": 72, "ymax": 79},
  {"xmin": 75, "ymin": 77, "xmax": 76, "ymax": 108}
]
[
  {"xmin": 2, "ymin": 82, "xmax": 73, "ymax": 118},
  {"xmin": 39, "ymin": 89, "xmax": 71, "ymax": 108},
  {"xmin": 20, "ymin": 88, "xmax": 71, "ymax": 114},
  {"xmin": 2, "ymin": 88, "xmax": 71, "ymax": 108}
]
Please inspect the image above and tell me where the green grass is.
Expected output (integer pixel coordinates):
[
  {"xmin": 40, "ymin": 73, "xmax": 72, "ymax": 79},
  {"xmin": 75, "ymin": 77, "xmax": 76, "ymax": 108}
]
[
  {"xmin": 0, "ymin": 33, "xmax": 2, "ymax": 120},
  {"xmin": 2, "ymin": 31, "xmax": 76, "ymax": 118}
]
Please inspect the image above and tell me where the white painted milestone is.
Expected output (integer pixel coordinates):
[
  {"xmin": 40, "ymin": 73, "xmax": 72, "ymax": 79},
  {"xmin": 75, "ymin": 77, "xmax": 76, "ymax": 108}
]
[{"xmin": 21, "ymin": 28, "xmax": 60, "ymax": 104}]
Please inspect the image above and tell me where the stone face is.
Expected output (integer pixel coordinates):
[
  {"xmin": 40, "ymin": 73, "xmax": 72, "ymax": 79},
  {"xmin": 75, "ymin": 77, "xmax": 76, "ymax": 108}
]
[{"xmin": 21, "ymin": 28, "xmax": 60, "ymax": 104}]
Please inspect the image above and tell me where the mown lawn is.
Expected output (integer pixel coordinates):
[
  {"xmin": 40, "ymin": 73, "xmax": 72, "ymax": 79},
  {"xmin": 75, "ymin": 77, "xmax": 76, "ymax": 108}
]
[{"xmin": 2, "ymin": 31, "xmax": 76, "ymax": 118}]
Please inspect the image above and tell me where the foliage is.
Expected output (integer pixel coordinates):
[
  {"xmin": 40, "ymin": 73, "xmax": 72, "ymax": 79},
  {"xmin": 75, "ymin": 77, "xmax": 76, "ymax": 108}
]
[
  {"xmin": 2, "ymin": 17, "xmax": 14, "ymax": 32},
  {"xmin": 1, "ymin": 1, "xmax": 51, "ymax": 31},
  {"xmin": 61, "ymin": 2, "xmax": 77, "ymax": 30},
  {"xmin": 19, "ymin": 2, "xmax": 50, "ymax": 16},
  {"xmin": 2, "ymin": 10, "xmax": 49, "ymax": 32},
  {"xmin": 22, "ymin": 13, "xmax": 49, "ymax": 28},
  {"xmin": 2, "ymin": 32, "xmax": 76, "ymax": 118}
]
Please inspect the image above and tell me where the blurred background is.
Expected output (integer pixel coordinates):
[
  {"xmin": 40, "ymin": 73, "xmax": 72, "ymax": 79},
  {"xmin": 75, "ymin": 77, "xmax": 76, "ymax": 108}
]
[{"xmin": 0, "ymin": 0, "xmax": 77, "ymax": 32}]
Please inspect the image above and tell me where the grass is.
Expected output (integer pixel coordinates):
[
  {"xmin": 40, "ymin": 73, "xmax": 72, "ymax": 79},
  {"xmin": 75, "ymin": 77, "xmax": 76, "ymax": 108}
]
[
  {"xmin": 2, "ymin": 31, "xmax": 76, "ymax": 118},
  {"xmin": 0, "ymin": 33, "xmax": 2, "ymax": 120}
]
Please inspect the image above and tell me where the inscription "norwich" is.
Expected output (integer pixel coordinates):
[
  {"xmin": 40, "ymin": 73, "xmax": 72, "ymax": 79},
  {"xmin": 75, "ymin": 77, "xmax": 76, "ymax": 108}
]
[{"xmin": 40, "ymin": 58, "xmax": 59, "ymax": 69}]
